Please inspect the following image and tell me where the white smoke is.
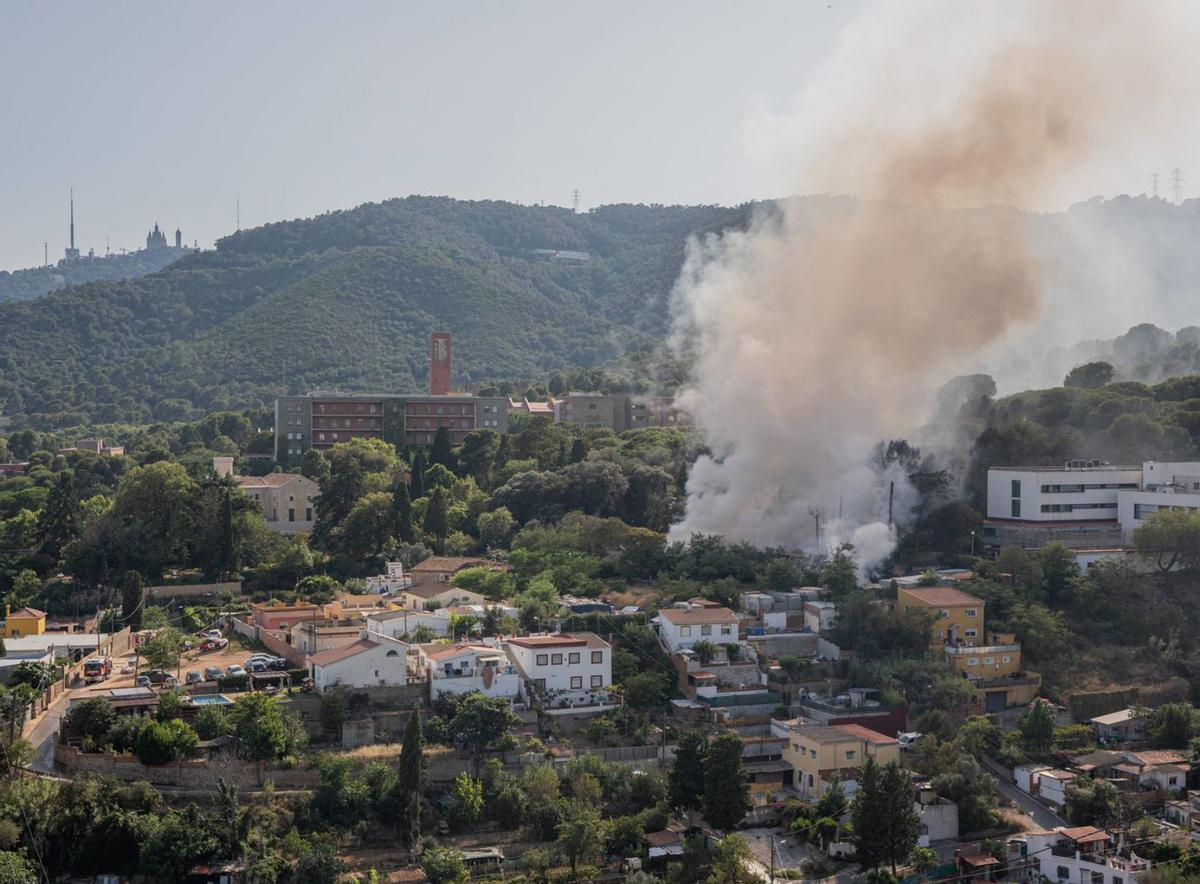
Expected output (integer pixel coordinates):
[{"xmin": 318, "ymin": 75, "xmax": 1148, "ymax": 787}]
[{"xmin": 669, "ymin": 0, "xmax": 1200, "ymax": 572}]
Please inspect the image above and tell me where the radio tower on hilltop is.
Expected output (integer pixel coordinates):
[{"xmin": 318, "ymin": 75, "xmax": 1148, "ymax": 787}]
[
  {"xmin": 1151, "ymin": 172, "xmax": 1160, "ymax": 198},
  {"xmin": 1172, "ymin": 167, "xmax": 1185, "ymax": 204},
  {"xmin": 571, "ymin": 189, "xmax": 581, "ymax": 213}
]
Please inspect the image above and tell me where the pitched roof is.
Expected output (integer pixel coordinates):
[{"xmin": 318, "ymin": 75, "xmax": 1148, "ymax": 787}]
[
  {"xmin": 646, "ymin": 830, "xmax": 682, "ymax": 848},
  {"xmin": 898, "ymin": 586, "xmax": 984, "ymax": 607},
  {"xmin": 7, "ymin": 607, "xmax": 45, "ymax": 619},
  {"xmin": 405, "ymin": 582, "xmax": 487, "ymax": 599},
  {"xmin": 1060, "ymin": 826, "xmax": 1109, "ymax": 843},
  {"xmin": 793, "ymin": 724, "xmax": 895, "ymax": 745},
  {"xmin": 657, "ymin": 606, "xmax": 739, "ymax": 626},
  {"xmin": 1090, "ymin": 708, "xmax": 1137, "ymax": 726},
  {"xmin": 1129, "ymin": 750, "xmax": 1187, "ymax": 766},
  {"xmin": 411, "ymin": 556, "xmax": 508, "ymax": 574},
  {"xmin": 234, "ymin": 473, "xmax": 312, "ymax": 489},
  {"xmin": 309, "ymin": 638, "xmax": 378, "ymax": 667},
  {"xmin": 424, "ymin": 643, "xmax": 498, "ymax": 661}
]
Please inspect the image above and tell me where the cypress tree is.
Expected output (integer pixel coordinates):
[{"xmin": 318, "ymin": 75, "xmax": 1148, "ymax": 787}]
[
  {"xmin": 668, "ymin": 730, "xmax": 708, "ymax": 810},
  {"xmin": 409, "ymin": 451, "xmax": 426, "ymax": 499},
  {"xmin": 397, "ymin": 707, "xmax": 425, "ymax": 849},
  {"xmin": 425, "ymin": 487, "xmax": 449, "ymax": 554},
  {"xmin": 121, "ymin": 570, "xmax": 146, "ymax": 629},
  {"xmin": 430, "ymin": 426, "xmax": 456, "ymax": 472},
  {"xmin": 217, "ymin": 487, "xmax": 236, "ymax": 576},
  {"xmin": 36, "ymin": 471, "xmax": 82, "ymax": 558},
  {"xmin": 392, "ymin": 475, "xmax": 414, "ymax": 542},
  {"xmin": 702, "ymin": 732, "xmax": 751, "ymax": 831}
]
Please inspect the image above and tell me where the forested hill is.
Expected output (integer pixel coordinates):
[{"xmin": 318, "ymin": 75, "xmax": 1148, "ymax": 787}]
[
  {"xmin": 0, "ymin": 246, "xmax": 189, "ymax": 304},
  {"xmin": 0, "ymin": 197, "xmax": 748, "ymax": 429}
]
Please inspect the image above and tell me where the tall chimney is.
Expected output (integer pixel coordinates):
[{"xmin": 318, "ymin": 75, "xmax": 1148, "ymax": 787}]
[{"xmin": 430, "ymin": 332, "xmax": 452, "ymax": 395}]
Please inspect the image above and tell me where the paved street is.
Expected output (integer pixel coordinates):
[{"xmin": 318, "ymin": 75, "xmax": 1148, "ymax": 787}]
[
  {"xmin": 25, "ymin": 689, "xmax": 73, "ymax": 773},
  {"xmin": 995, "ymin": 775, "xmax": 1067, "ymax": 830}
]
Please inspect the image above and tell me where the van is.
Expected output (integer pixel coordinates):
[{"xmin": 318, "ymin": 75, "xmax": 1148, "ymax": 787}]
[{"xmin": 898, "ymin": 732, "xmax": 922, "ymax": 751}]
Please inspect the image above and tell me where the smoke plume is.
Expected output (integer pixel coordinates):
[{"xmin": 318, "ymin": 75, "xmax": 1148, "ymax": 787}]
[{"xmin": 670, "ymin": 1, "xmax": 1198, "ymax": 569}]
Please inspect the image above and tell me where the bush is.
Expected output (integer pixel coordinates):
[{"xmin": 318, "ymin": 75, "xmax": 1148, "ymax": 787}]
[
  {"xmin": 109, "ymin": 715, "xmax": 151, "ymax": 753},
  {"xmin": 135, "ymin": 719, "xmax": 199, "ymax": 765},
  {"xmin": 194, "ymin": 705, "xmax": 234, "ymax": 740}
]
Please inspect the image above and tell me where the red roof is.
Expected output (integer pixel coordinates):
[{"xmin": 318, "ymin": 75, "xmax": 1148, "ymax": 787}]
[
  {"xmin": 309, "ymin": 638, "xmax": 378, "ymax": 666},
  {"xmin": 1060, "ymin": 826, "xmax": 1109, "ymax": 843},
  {"xmin": 898, "ymin": 586, "xmax": 984, "ymax": 607},
  {"xmin": 7, "ymin": 607, "xmax": 45, "ymax": 619},
  {"xmin": 658, "ymin": 606, "xmax": 739, "ymax": 626}
]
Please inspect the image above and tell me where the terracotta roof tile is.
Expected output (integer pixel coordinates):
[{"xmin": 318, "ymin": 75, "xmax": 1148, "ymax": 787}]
[
  {"xmin": 309, "ymin": 638, "xmax": 378, "ymax": 667},
  {"xmin": 898, "ymin": 586, "xmax": 984, "ymax": 607}
]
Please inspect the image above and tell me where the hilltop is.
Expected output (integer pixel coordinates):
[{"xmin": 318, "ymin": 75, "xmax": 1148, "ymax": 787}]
[
  {"xmin": 0, "ymin": 246, "xmax": 189, "ymax": 304},
  {"xmin": 0, "ymin": 197, "xmax": 747, "ymax": 428}
]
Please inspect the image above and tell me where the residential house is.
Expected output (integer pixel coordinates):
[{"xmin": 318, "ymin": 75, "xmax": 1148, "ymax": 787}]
[
  {"xmin": 397, "ymin": 582, "xmax": 490, "ymax": 613},
  {"xmin": 803, "ymin": 601, "xmax": 838, "ymax": 634},
  {"xmin": 308, "ymin": 634, "xmax": 409, "ymax": 692},
  {"xmin": 366, "ymin": 608, "xmax": 453, "ymax": 639},
  {"xmin": 1, "ymin": 606, "xmax": 46, "ymax": 638},
  {"xmin": 1112, "ymin": 750, "xmax": 1190, "ymax": 793},
  {"xmin": 794, "ymin": 687, "xmax": 908, "ymax": 736},
  {"xmin": 250, "ymin": 600, "xmax": 327, "ymax": 631},
  {"xmin": 504, "ymin": 633, "xmax": 612, "ymax": 705},
  {"xmin": 1090, "ymin": 708, "xmax": 1147, "ymax": 744},
  {"xmin": 418, "ymin": 642, "xmax": 521, "ymax": 700},
  {"xmin": 915, "ymin": 784, "xmax": 959, "ymax": 846},
  {"xmin": 364, "ymin": 562, "xmax": 412, "ymax": 595},
  {"xmin": 896, "ymin": 586, "xmax": 985, "ymax": 651},
  {"xmin": 1032, "ymin": 769, "xmax": 1075, "ymax": 809},
  {"xmin": 292, "ymin": 620, "xmax": 363, "ymax": 657},
  {"xmin": 231, "ymin": 472, "xmax": 319, "ymax": 535},
  {"xmin": 1006, "ymin": 826, "xmax": 1151, "ymax": 884},
  {"xmin": 944, "ymin": 630, "xmax": 1041, "ymax": 712},
  {"xmin": 654, "ymin": 602, "xmax": 740, "ymax": 654},
  {"xmin": 782, "ymin": 722, "xmax": 899, "ymax": 798},
  {"xmin": 409, "ymin": 555, "xmax": 510, "ymax": 586}
]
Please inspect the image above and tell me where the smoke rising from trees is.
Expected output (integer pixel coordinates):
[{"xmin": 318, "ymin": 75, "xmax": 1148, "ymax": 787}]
[{"xmin": 669, "ymin": 1, "xmax": 1199, "ymax": 568}]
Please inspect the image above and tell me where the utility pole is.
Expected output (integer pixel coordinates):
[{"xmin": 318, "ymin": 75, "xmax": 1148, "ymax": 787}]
[
  {"xmin": 571, "ymin": 189, "xmax": 581, "ymax": 213},
  {"xmin": 888, "ymin": 480, "xmax": 895, "ymax": 527},
  {"xmin": 1172, "ymin": 167, "xmax": 1184, "ymax": 204},
  {"xmin": 43, "ymin": 242, "xmax": 47, "ymax": 267},
  {"xmin": 236, "ymin": 197, "xmax": 241, "ymax": 231},
  {"xmin": 808, "ymin": 507, "xmax": 822, "ymax": 547},
  {"xmin": 1151, "ymin": 172, "xmax": 1160, "ymax": 198}
]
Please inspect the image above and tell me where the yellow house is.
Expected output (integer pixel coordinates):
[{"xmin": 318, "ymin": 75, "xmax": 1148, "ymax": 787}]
[
  {"xmin": 945, "ymin": 630, "xmax": 1042, "ymax": 713},
  {"xmin": 896, "ymin": 586, "xmax": 985, "ymax": 651},
  {"xmin": 783, "ymin": 723, "xmax": 900, "ymax": 798},
  {"xmin": 2, "ymin": 606, "xmax": 47, "ymax": 638}
]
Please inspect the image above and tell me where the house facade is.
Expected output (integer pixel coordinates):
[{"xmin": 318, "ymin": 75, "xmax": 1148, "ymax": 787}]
[
  {"xmin": 504, "ymin": 633, "xmax": 612, "ymax": 704},
  {"xmin": 308, "ymin": 634, "xmax": 409, "ymax": 692},
  {"xmin": 896, "ymin": 586, "xmax": 985, "ymax": 651},
  {"xmin": 1006, "ymin": 826, "xmax": 1150, "ymax": 884},
  {"xmin": 419, "ymin": 642, "xmax": 521, "ymax": 700},
  {"xmin": 1, "ymin": 606, "xmax": 46, "ymax": 639},
  {"xmin": 782, "ymin": 722, "xmax": 899, "ymax": 798},
  {"xmin": 654, "ymin": 602, "xmax": 740, "ymax": 654}
]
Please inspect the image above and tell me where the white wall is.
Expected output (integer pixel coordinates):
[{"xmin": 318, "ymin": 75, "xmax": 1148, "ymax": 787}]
[
  {"xmin": 657, "ymin": 616, "xmax": 737, "ymax": 653},
  {"xmin": 505, "ymin": 638, "xmax": 611, "ymax": 694},
  {"xmin": 312, "ymin": 638, "xmax": 408, "ymax": 691},
  {"xmin": 1118, "ymin": 488, "xmax": 1200, "ymax": 540},
  {"xmin": 366, "ymin": 611, "xmax": 451, "ymax": 639},
  {"xmin": 986, "ymin": 467, "xmax": 1141, "ymax": 522},
  {"xmin": 427, "ymin": 649, "xmax": 520, "ymax": 701}
]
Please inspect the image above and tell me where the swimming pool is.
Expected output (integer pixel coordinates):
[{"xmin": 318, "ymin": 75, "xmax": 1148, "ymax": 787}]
[{"xmin": 190, "ymin": 694, "xmax": 233, "ymax": 706}]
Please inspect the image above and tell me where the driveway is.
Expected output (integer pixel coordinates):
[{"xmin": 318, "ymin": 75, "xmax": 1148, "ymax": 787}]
[
  {"xmin": 25, "ymin": 689, "xmax": 73, "ymax": 773},
  {"xmin": 995, "ymin": 776, "xmax": 1067, "ymax": 830}
]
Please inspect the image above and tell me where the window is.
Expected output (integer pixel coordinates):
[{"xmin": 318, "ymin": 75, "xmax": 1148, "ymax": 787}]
[
  {"xmin": 305, "ymin": 508, "xmax": 312, "ymax": 521},
  {"xmin": 571, "ymin": 676, "xmax": 582, "ymax": 689},
  {"xmin": 551, "ymin": 654, "xmax": 563, "ymax": 665},
  {"xmin": 810, "ymin": 749, "xmax": 817, "ymax": 759},
  {"xmin": 569, "ymin": 652, "xmax": 580, "ymax": 664},
  {"xmin": 965, "ymin": 609, "xmax": 977, "ymax": 618},
  {"xmin": 536, "ymin": 654, "xmax": 548, "ymax": 666},
  {"xmin": 1011, "ymin": 499, "xmax": 1021, "ymax": 518},
  {"xmin": 591, "ymin": 675, "xmax": 602, "ymax": 687},
  {"xmin": 720, "ymin": 625, "xmax": 731, "ymax": 635},
  {"xmin": 1002, "ymin": 656, "xmax": 1011, "ymax": 663},
  {"xmin": 386, "ymin": 650, "xmax": 398, "ymax": 657},
  {"xmin": 968, "ymin": 658, "xmax": 979, "ymax": 665},
  {"xmin": 680, "ymin": 625, "xmax": 692, "ymax": 636},
  {"xmin": 288, "ymin": 508, "xmax": 295, "ymax": 522},
  {"xmin": 701, "ymin": 624, "xmax": 712, "ymax": 635},
  {"xmin": 591, "ymin": 651, "xmax": 603, "ymax": 663},
  {"xmin": 965, "ymin": 629, "xmax": 977, "ymax": 637},
  {"xmin": 939, "ymin": 610, "xmax": 949, "ymax": 619},
  {"xmin": 984, "ymin": 657, "xmax": 994, "ymax": 664},
  {"xmin": 1056, "ymin": 867, "xmax": 1070, "ymax": 880},
  {"xmin": 1011, "ymin": 479, "xmax": 1022, "ymax": 497},
  {"xmin": 845, "ymin": 750, "xmax": 856, "ymax": 760}
]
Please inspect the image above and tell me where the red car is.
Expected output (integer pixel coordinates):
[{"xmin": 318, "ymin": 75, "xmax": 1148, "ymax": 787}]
[{"xmin": 199, "ymin": 638, "xmax": 229, "ymax": 652}]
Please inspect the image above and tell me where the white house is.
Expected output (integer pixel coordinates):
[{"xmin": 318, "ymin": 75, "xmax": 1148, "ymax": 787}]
[
  {"xmin": 366, "ymin": 608, "xmax": 453, "ymax": 639},
  {"xmin": 654, "ymin": 602, "xmax": 739, "ymax": 654},
  {"xmin": 803, "ymin": 601, "xmax": 838, "ymax": 634},
  {"xmin": 1006, "ymin": 826, "xmax": 1150, "ymax": 884},
  {"xmin": 419, "ymin": 642, "xmax": 521, "ymax": 700},
  {"xmin": 308, "ymin": 633, "xmax": 409, "ymax": 692},
  {"xmin": 915, "ymin": 786, "xmax": 959, "ymax": 846},
  {"xmin": 364, "ymin": 562, "xmax": 413, "ymax": 595},
  {"xmin": 1115, "ymin": 749, "xmax": 1190, "ymax": 792},
  {"xmin": 397, "ymin": 582, "xmax": 489, "ymax": 612},
  {"xmin": 1033, "ymin": 769, "xmax": 1074, "ymax": 809},
  {"xmin": 504, "ymin": 633, "xmax": 611, "ymax": 704}
]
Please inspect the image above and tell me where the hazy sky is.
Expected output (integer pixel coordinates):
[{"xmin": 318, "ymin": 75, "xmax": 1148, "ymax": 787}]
[{"xmin": 0, "ymin": 0, "xmax": 870, "ymax": 269}]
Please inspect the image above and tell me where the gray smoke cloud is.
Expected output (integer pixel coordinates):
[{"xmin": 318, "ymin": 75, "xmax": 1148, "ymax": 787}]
[{"xmin": 669, "ymin": 1, "xmax": 1200, "ymax": 570}]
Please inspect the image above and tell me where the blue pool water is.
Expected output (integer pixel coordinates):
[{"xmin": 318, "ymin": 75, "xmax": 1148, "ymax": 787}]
[{"xmin": 190, "ymin": 694, "xmax": 233, "ymax": 706}]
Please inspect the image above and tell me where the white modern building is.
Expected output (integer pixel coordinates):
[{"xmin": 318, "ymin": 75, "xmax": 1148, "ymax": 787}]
[
  {"xmin": 308, "ymin": 633, "xmax": 409, "ymax": 691},
  {"xmin": 504, "ymin": 633, "xmax": 612, "ymax": 704},
  {"xmin": 1006, "ymin": 826, "xmax": 1150, "ymax": 884},
  {"xmin": 653, "ymin": 601, "xmax": 739, "ymax": 653},
  {"xmin": 366, "ymin": 608, "xmax": 453, "ymax": 639},
  {"xmin": 418, "ymin": 642, "xmax": 521, "ymax": 700},
  {"xmin": 984, "ymin": 460, "xmax": 1200, "ymax": 553}
]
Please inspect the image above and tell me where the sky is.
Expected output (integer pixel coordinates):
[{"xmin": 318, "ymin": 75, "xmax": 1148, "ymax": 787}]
[{"xmin": 0, "ymin": 0, "xmax": 869, "ymax": 269}]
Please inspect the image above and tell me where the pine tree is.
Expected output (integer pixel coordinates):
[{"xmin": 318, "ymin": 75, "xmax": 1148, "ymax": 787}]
[
  {"xmin": 396, "ymin": 708, "xmax": 425, "ymax": 849},
  {"xmin": 36, "ymin": 471, "xmax": 81, "ymax": 558},
  {"xmin": 852, "ymin": 757, "xmax": 919, "ymax": 873},
  {"xmin": 668, "ymin": 730, "xmax": 708, "ymax": 810},
  {"xmin": 425, "ymin": 487, "xmax": 449, "ymax": 554},
  {"xmin": 392, "ymin": 475, "xmax": 414, "ymax": 542},
  {"xmin": 430, "ymin": 426, "xmax": 456, "ymax": 472},
  {"xmin": 570, "ymin": 438, "xmax": 587, "ymax": 464},
  {"xmin": 121, "ymin": 570, "xmax": 146, "ymax": 629},
  {"xmin": 702, "ymin": 732, "xmax": 751, "ymax": 831}
]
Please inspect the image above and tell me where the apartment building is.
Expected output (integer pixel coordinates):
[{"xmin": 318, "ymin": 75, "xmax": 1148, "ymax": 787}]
[
  {"xmin": 782, "ymin": 722, "xmax": 899, "ymax": 798},
  {"xmin": 654, "ymin": 601, "xmax": 740, "ymax": 653},
  {"xmin": 504, "ymin": 633, "xmax": 612, "ymax": 702},
  {"xmin": 896, "ymin": 586, "xmax": 985, "ymax": 651}
]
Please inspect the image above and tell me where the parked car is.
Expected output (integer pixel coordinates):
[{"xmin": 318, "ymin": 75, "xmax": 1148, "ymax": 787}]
[
  {"xmin": 898, "ymin": 732, "xmax": 922, "ymax": 750},
  {"xmin": 143, "ymin": 669, "xmax": 175, "ymax": 686},
  {"xmin": 135, "ymin": 675, "xmax": 151, "ymax": 687},
  {"xmin": 185, "ymin": 671, "xmax": 203, "ymax": 686},
  {"xmin": 199, "ymin": 638, "xmax": 229, "ymax": 652},
  {"xmin": 247, "ymin": 660, "xmax": 267, "ymax": 673},
  {"xmin": 202, "ymin": 629, "xmax": 222, "ymax": 641},
  {"xmin": 226, "ymin": 664, "xmax": 246, "ymax": 678},
  {"xmin": 268, "ymin": 658, "xmax": 289, "ymax": 671},
  {"xmin": 204, "ymin": 666, "xmax": 223, "ymax": 681}
]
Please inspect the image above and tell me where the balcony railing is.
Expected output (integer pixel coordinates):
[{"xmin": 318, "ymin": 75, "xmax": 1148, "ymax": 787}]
[{"xmin": 945, "ymin": 643, "xmax": 1021, "ymax": 655}]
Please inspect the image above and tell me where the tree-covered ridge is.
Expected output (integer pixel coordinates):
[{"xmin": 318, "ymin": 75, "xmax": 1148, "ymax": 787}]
[
  {"xmin": 0, "ymin": 246, "xmax": 188, "ymax": 304},
  {"xmin": 0, "ymin": 197, "xmax": 747, "ymax": 429}
]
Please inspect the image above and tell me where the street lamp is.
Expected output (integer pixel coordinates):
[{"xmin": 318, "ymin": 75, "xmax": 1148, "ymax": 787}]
[{"xmin": 970, "ymin": 530, "xmax": 977, "ymax": 557}]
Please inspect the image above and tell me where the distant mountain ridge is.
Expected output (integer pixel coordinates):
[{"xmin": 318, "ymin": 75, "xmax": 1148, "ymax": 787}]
[{"xmin": 0, "ymin": 196, "xmax": 747, "ymax": 429}]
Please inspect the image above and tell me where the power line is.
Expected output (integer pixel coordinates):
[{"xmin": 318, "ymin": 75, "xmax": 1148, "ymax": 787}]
[
  {"xmin": 571, "ymin": 189, "xmax": 581, "ymax": 213},
  {"xmin": 1171, "ymin": 167, "xmax": 1184, "ymax": 204}
]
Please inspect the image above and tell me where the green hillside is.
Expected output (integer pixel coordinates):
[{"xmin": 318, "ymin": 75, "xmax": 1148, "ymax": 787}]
[
  {"xmin": 0, "ymin": 197, "xmax": 746, "ymax": 428},
  {"xmin": 0, "ymin": 246, "xmax": 189, "ymax": 303}
]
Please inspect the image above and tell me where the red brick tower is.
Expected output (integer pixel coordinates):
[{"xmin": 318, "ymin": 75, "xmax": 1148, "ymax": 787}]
[{"xmin": 429, "ymin": 332, "xmax": 452, "ymax": 395}]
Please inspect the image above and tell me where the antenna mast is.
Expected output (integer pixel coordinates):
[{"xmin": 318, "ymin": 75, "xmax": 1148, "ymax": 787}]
[
  {"xmin": 1151, "ymin": 173, "xmax": 1160, "ymax": 198},
  {"xmin": 571, "ymin": 189, "xmax": 581, "ymax": 213},
  {"xmin": 1172, "ymin": 167, "xmax": 1184, "ymax": 204},
  {"xmin": 69, "ymin": 188, "xmax": 75, "ymax": 251},
  {"xmin": 236, "ymin": 197, "xmax": 241, "ymax": 231},
  {"xmin": 43, "ymin": 242, "xmax": 47, "ymax": 267}
]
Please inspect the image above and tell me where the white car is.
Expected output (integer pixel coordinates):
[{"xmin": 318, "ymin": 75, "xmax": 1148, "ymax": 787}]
[
  {"xmin": 226, "ymin": 664, "xmax": 247, "ymax": 678},
  {"xmin": 898, "ymin": 732, "xmax": 922, "ymax": 751}
]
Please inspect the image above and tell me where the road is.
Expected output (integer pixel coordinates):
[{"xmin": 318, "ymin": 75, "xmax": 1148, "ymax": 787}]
[
  {"xmin": 25, "ymin": 689, "xmax": 73, "ymax": 773},
  {"xmin": 995, "ymin": 775, "xmax": 1067, "ymax": 829}
]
